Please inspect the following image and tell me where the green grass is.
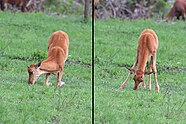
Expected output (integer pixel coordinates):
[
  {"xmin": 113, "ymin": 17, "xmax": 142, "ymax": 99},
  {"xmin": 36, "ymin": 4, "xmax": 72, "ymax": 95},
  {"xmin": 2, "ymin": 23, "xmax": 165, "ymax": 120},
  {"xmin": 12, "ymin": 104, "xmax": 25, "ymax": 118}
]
[
  {"xmin": 0, "ymin": 12, "xmax": 91, "ymax": 123},
  {"xmin": 1, "ymin": 12, "xmax": 186, "ymax": 124},
  {"xmin": 95, "ymin": 19, "xmax": 186, "ymax": 123}
]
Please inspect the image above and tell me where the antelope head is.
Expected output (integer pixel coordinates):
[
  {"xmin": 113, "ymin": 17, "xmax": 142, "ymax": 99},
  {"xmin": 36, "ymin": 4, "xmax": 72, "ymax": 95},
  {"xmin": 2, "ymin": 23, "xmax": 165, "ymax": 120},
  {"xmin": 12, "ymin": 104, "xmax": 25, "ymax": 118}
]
[
  {"xmin": 127, "ymin": 67, "xmax": 153, "ymax": 90},
  {"xmin": 27, "ymin": 62, "xmax": 41, "ymax": 84}
]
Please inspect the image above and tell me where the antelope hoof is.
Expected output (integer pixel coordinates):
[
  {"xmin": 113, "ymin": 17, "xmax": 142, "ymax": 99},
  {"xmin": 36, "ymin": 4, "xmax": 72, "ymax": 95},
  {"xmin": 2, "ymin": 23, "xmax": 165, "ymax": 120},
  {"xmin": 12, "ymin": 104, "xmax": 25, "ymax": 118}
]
[
  {"xmin": 57, "ymin": 81, "xmax": 65, "ymax": 87},
  {"xmin": 156, "ymin": 86, "xmax": 160, "ymax": 93},
  {"xmin": 142, "ymin": 84, "xmax": 146, "ymax": 89},
  {"xmin": 148, "ymin": 86, "xmax": 151, "ymax": 91},
  {"xmin": 46, "ymin": 82, "xmax": 51, "ymax": 86},
  {"xmin": 120, "ymin": 83, "xmax": 126, "ymax": 89}
]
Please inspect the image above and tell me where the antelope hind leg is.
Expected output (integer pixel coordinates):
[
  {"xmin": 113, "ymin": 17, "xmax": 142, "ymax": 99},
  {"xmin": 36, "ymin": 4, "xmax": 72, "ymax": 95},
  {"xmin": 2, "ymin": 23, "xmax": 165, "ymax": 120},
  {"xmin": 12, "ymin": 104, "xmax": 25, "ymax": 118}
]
[{"xmin": 57, "ymin": 70, "xmax": 65, "ymax": 87}]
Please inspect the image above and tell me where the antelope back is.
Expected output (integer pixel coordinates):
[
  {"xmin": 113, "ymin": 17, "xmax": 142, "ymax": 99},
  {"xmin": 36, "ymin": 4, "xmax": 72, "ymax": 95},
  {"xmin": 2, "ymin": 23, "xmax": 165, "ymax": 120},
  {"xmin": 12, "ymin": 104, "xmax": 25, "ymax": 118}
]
[{"xmin": 47, "ymin": 31, "xmax": 69, "ymax": 59}]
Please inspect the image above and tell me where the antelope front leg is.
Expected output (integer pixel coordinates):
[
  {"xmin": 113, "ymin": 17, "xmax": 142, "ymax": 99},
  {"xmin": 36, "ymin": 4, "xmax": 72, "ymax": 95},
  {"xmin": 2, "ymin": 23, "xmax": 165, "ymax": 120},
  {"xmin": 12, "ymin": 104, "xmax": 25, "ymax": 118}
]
[
  {"xmin": 148, "ymin": 57, "xmax": 153, "ymax": 91},
  {"xmin": 120, "ymin": 58, "xmax": 138, "ymax": 89},
  {"xmin": 57, "ymin": 70, "xmax": 65, "ymax": 87},
  {"xmin": 45, "ymin": 73, "xmax": 50, "ymax": 86},
  {"xmin": 120, "ymin": 72, "xmax": 132, "ymax": 89},
  {"xmin": 4, "ymin": 3, "xmax": 8, "ymax": 11},
  {"xmin": 142, "ymin": 80, "xmax": 146, "ymax": 89},
  {"xmin": 152, "ymin": 53, "xmax": 160, "ymax": 92}
]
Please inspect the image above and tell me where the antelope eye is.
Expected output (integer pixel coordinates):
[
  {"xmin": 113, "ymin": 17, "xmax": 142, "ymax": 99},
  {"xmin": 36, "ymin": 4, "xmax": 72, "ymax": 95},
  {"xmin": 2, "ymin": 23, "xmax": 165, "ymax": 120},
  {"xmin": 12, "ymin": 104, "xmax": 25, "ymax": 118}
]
[{"xmin": 141, "ymin": 76, "xmax": 143, "ymax": 78}]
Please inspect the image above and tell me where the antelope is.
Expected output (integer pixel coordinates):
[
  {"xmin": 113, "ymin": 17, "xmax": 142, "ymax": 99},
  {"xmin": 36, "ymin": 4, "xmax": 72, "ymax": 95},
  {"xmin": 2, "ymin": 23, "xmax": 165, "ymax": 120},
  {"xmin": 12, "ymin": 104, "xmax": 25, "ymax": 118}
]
[
  {"xmin": 165, "ymin": 0, "xmax": 186, "ymax": 21},
  {"xmin": 94, "ymin": 0, "xmax": 99, "ymax": 19},
  {"xmin": 27, "ymin": 31, "xmax": 69, "ymax": 87},
  {"xmin": 119, "ymin": 29, "xmax": 160, "ymax": 92},
  {"xmin": 0, "ymin": 0, "xmax": 33, "ymax": 12}
]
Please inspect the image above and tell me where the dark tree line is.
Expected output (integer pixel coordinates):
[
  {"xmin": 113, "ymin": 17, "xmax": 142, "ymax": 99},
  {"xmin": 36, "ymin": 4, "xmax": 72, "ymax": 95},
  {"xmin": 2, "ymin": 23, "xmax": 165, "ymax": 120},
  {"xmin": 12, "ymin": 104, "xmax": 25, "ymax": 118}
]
[{"xmin": 94, "ymin": 0, "xmax": 167, "ymax": 19}]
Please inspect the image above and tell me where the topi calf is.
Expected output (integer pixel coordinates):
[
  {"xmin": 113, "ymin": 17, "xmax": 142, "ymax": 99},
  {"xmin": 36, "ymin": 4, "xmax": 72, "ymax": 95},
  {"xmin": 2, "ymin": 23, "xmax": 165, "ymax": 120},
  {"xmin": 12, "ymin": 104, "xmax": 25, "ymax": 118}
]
[
  {"xmin": 27, "ymin": 31, "xmax": 69, "ymax": 87},
  {"xmin": 120, "ymin": 29, "xmax": 160, "ymax": 92}
]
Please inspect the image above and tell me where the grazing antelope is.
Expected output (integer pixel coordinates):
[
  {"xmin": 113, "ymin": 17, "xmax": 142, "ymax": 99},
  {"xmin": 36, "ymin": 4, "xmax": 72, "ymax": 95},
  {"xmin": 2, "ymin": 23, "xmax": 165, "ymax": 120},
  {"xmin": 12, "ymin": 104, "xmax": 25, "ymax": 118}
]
[
  {"xmin": 120, "ymin": 29, "xmax": 160, "ymax": 92},
  {"xmin": 27, "ymin": 31, "xmax": 69, "ymax": 87},
  {"xmin": 165, "ymin": 0, "xmax": 186, "ymax": 21},
  {"xmin": 0, "ymin": 0, "xmax": 33, "ymax": 12}
]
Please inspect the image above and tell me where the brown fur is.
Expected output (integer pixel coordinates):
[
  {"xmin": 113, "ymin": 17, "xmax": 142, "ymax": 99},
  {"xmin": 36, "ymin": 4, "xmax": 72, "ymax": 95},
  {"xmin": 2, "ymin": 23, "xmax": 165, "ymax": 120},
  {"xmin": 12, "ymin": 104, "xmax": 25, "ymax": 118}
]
[
  {"xmin": 0, "ymin": 0, "xmax": 32, "ymax": 12},
  {"xmin": 120, "ymin": 29, "xmax": 160, "ymax": 92},
  {"xmin": 28, "ymin": 31, "xmax": 69, "ymax": 86},
  {"xmin": 94, "ymin": 0, "xmax": 99, "ymax": 19},
  {"xmin": 165, "ymin": 0, "xmax": 186, "ymax": 21}
]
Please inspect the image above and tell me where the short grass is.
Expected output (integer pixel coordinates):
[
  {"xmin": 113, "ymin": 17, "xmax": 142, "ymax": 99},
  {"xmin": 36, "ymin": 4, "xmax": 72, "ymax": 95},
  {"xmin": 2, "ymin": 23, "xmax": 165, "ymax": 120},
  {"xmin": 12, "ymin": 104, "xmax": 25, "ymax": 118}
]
[
  {"xmin": 95, "ymin": 19, "xmax": 186, "ymax": 123},
  {"xmin": 0, "ymin": 12, "xmax": 91, "ymax": 123}
]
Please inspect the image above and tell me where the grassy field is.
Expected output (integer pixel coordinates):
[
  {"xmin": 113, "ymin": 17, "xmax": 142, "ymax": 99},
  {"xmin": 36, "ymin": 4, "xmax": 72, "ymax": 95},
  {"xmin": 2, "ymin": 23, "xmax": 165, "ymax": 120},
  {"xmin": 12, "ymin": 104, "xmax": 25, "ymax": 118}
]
[
  {"xmin": 1, "ymin": 12, "xmax": 186, "ymax": 124},
  {"xmin": 95, "ymin": 19, "xmax": 186, "ymax": 123},
  {"xmin": 0, "ymin": 12, "xmax": 91, "ymax": 123}
]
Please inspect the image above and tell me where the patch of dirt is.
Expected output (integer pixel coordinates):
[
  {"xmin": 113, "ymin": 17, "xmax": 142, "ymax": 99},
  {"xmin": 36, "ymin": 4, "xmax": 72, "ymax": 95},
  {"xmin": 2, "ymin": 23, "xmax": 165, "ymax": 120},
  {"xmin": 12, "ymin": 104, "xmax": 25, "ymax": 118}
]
[
  {"xmin": 112, "ymin": 62, "xmax": 186, "ymax": 73},
  {"xmin": 65, "ymin": 60, "xmax": 91, "ymax": 68},
  {"xmin": 157, "ymin": 64, "xmax": 186, "ymax": 73},
  {"xmin": 8, "ymin": 56, "xmax": 91, "ymax": 68}
]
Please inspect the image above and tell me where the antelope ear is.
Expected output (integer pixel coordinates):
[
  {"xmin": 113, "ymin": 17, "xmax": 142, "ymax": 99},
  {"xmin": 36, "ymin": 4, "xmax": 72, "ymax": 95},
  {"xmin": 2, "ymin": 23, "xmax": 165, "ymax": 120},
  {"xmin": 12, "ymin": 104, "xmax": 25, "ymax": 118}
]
[
  {"xmin": 35, "ymin": 62, "xmax": 41, "ymax": 69},
  {"xmin": 145, "ymin": 71, "xmax": 154, "ymax": 75},
  {"xmin": 126, "ymin": 67, "xmax": 136, "ymax": 73}
]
